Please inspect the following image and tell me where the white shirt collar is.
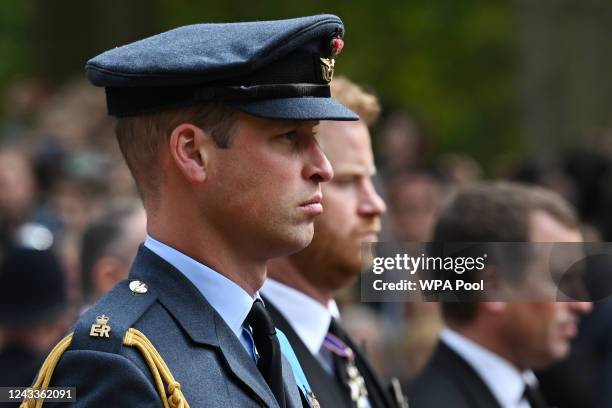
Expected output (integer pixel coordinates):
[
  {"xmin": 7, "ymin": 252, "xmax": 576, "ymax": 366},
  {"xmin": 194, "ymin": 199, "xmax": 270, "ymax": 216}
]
[
  {"xmin": 261, "ymin": 278, "xmax": 339, "ymax": 355},
  {"xmin": 144, "ymin": 235, "xmax": 256, "ymax": 340},
  {"xmin": 441, "ymin": 328, "xmax": 535, "ymax": 408}
]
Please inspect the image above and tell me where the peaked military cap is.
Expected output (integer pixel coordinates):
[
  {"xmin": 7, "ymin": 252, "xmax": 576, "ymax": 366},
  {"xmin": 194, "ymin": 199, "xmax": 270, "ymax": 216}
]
[{"xmin": 86, "ymin": 14, "xmax": 359, "ymax": 120}]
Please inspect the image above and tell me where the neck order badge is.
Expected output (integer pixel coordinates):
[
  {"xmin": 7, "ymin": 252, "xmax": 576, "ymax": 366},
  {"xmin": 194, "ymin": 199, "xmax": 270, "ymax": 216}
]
[{"xmin": 324, "ymin": 322, "xmax": 370, "ymax": 408}]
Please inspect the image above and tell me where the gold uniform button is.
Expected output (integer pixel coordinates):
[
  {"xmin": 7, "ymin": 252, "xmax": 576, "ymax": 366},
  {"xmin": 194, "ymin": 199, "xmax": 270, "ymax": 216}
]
[{"xmin": 129, "ymin": 280, "xmax": 148, "ymax": 294}]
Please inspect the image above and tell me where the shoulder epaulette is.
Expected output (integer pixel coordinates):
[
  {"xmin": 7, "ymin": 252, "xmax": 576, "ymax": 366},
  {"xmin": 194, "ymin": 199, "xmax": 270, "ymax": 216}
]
[
  {"xmin": 20, "ymin": 279, "xmax": 191, "ymax": 408},
  {"xmin": 70, "ymin": 279, "xmax": 158, "ymax": 354}
]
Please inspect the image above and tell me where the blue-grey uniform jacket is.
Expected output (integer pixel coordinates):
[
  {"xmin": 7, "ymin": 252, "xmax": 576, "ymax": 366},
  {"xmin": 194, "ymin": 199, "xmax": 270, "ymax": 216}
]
[{"xmin": 44, "ymin": 246, "xmax": 306, "ymax": 407}]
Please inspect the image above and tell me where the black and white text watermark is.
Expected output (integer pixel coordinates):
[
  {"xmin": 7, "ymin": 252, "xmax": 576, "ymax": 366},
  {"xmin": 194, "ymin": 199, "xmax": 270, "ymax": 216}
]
[{"xmin": 361, "ymin": 242, "xmax": 612, "ymax": 302}]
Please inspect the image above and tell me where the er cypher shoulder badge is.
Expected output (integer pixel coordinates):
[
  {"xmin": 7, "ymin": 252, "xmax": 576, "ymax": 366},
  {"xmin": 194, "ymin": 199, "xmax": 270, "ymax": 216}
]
[{"xmin": 90, "ymin": 314, "xmax": 111, "ymax": 338}]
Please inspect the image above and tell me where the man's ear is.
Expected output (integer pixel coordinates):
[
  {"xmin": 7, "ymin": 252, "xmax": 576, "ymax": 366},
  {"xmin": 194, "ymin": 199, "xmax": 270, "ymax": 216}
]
[{"xmin": 168, "ymin": 123, "xmax": 210, "ymax": 183}]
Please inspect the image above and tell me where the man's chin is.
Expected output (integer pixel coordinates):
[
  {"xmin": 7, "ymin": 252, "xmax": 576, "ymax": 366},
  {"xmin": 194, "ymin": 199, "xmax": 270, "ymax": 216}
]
[
  {"xmin": 538, "ymin": 342, "xmax": 571, "ymax": 367},
  {"xmin": 552, "ymin": 341, "xmax": 571, "ymax": 359},
  {"xmin": 362, "ymin": 248, "xmax": 375, "ymax": 270},
  {"xmin": 274, "ymin": 225, "xmax": 315, "ymax": 256},
  {"xmin": 335, "ymin": 254, "xmax": 364, "ymax": 281}
]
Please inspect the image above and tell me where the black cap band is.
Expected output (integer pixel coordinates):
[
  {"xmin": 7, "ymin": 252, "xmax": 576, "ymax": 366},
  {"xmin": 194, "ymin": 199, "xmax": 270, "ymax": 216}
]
[{"xmin": 106, "ymin": 83, "xmax": 331, "ymax": 117}]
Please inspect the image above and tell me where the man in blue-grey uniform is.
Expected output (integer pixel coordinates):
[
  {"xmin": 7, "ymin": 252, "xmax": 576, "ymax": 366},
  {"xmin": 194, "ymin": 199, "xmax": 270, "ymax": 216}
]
[{"xmin": 27, "ymin": 14, "xmax": 358, "ymax": 408}]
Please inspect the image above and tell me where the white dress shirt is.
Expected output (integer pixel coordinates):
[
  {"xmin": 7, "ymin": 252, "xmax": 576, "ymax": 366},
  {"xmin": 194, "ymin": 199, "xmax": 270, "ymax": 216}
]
[
  {"xmin": 261, "ymin": 279, "xmax": 339, "ymax": 364},
  {"xmin": 144, "ymin": 235, "xmax": 257, "ymax": 359},
  {"xmin": 441, "ymin": 328, "xmax": 538, "ymax": 408}
]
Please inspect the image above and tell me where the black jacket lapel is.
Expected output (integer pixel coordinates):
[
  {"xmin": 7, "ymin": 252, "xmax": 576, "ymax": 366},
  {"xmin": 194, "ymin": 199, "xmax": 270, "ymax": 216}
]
[{"xmin": 435, "ymin": 342, "xmax": 503, "ymax": 408}]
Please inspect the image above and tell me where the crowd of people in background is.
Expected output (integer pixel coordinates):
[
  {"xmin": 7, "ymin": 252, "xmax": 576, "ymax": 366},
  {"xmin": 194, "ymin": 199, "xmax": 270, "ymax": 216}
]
[{"xmin": 2, "ymin": 76, "xmax": 612, "ymax": 407}]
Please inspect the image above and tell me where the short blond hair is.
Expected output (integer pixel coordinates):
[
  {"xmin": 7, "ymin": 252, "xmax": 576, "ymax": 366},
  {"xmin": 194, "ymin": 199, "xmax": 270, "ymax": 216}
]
[{"xmin": 330, "ymin": 77, "xmax": 381, "ymax": 125}]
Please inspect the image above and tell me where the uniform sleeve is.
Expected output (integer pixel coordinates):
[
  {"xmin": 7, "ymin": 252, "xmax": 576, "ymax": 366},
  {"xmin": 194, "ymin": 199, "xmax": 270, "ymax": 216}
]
[{"xmin": 44, "ymin": 349, "xmax": 161, "ymax": 408}]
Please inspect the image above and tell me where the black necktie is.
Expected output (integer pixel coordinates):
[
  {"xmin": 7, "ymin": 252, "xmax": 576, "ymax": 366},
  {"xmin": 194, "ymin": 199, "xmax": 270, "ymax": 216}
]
[
  {"xmin": 246, "ymin": 300, "xmax": 286, "ymax": 408},
  {"xmin": 523, "ymin": 382, "xmax": 549, "ymax": 408},
  {"xmin": 325, "ymin": 319, "xmax": 370, "ymax": 408}
]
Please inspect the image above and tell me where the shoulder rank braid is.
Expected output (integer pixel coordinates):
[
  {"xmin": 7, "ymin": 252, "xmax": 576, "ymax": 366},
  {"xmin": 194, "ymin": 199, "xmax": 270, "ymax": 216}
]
[{"xmin": 20, "ymin": 328, "xmax": 190, "ymax": 408}]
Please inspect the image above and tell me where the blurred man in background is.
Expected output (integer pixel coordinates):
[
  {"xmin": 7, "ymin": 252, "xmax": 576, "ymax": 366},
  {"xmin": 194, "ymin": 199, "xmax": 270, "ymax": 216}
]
[
  {"xmin": 376, "ymin": 112, "xmax": 430, "ymax": 177},
  {"xmin": 80, "ymin": 198, "xmax": 146, "ymax": 307},
  {"xmin": 0, "ymin": 149, "xmax": 39, "ymax": 247},
  {"xmin": 263, "ymin": 77, "xmax": 398, "ymax": 408},
  {"xmin": 0, "ymin": 244, "xmax": 71, "ymax": 390},
  {"xmin": 386, "ymin": 171, "xmax": 442, "ymax": 242},
  {"xmin": 409, "ymin": 182, "xmax": 592, "ymax": 408}
]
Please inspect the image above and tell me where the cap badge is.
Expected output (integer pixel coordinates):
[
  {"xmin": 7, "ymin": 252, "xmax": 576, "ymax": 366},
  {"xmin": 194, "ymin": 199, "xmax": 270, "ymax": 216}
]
[
  {"xmin": 319, "ymin": 57, "xmax": 335, "ymax": 83},
  {"xmin": 320, "ymin": 37, "xmax": 344, "ymax": 83},
  {"xmin": 90, "ymin": 314, "xmax": 111, "ymax": 338}
]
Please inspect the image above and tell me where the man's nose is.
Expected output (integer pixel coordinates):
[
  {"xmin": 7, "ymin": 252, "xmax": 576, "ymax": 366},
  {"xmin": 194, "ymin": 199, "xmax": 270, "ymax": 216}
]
[
  {"xmin": 302, "ymin": 141, "xmax": 333, "ymax": 183},
  {"xmin": 358, "ymin": 178, "xmax": 387, "ymax": 217}
]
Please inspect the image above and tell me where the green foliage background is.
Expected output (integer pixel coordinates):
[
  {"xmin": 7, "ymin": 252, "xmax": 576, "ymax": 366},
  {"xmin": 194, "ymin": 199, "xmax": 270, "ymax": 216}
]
[
  {"xmin": 6, "ymin": 1, "xmax": 612, "ymax": 171},
  {"xmin": 156, "ymin": 0, "xmax": 520, "ymax": 167}
]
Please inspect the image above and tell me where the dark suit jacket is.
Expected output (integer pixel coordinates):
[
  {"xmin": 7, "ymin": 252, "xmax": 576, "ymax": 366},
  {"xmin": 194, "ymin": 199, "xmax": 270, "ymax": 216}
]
[
  {"xmin": 0, "ymin": 345, "xmax": 45, "ymax": 408},
  {"xmin": 408, "ymin": 342, "xmax": 502, "ymax": 408},
  {"xmin": 43, "ymin": 246, "xmax": 304, "ymax": 407},
  {"xmin": 0, "ymin": 345, "xmax": 44, "ymax": 388},
  {"xmin": 264, "ymin": 298, "xmax": 394, "ymax": 408}
]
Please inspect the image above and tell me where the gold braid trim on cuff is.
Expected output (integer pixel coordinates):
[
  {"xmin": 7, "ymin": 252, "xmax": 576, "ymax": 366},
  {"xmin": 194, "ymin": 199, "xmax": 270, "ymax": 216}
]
[{"xmin": 20, "ymin": 329, "xmax": 190, "ymax": 408}]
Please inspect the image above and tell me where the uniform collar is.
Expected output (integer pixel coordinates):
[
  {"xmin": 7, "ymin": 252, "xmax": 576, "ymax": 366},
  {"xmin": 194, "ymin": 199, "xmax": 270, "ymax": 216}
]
[
  {"xmin": 441, "ymin": 328, "xmax": 535, "ymax": 408},
  {"xmin": 261, "ymin": 278, "xmax": 339, "ymax": 355},
  {"xmin": 144, "ymin": 235, "xmax": 256, "ymax": 341}
]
